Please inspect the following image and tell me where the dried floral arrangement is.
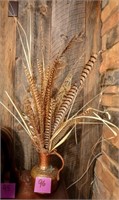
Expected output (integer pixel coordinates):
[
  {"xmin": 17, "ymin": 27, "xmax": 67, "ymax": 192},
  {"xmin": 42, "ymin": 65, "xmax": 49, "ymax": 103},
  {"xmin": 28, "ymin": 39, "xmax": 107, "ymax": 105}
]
[{"xmin": 0, "ymin": 4, "xmax": 118, "ymax": 156}]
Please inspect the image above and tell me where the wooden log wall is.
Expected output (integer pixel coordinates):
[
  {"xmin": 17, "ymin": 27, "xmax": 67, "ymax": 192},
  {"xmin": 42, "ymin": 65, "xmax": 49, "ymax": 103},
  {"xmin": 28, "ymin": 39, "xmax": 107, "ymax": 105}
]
[
  {"xmin": 0, "ymin": 0, "xmax": 16, "ymax": 128},
  {"xmin": 0, "ymin": 0, "xmax": 101, "ymax": 199},
  {"xmin": 50, "ymin": 1, "xmax": 102, "ymax": 199}
]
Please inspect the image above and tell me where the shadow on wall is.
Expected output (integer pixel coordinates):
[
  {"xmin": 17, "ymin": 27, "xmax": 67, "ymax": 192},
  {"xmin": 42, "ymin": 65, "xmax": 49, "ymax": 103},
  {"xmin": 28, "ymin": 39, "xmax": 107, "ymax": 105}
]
[
  {"xmin": 14, "ymin": 130, "xmax": 25, "ymax": 171},
  {"xmin": 1, "ymin": 126, "xmax": 25, "ymax": 178},
  {"xmin": 63, "ymin": 166, "xmax": 79, "ymax": 199}
]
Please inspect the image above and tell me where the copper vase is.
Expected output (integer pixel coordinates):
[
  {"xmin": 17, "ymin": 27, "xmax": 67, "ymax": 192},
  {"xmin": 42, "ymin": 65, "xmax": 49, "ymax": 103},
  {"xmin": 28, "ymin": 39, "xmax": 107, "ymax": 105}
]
[{"xmin": 31, "ymin": 151, "xmax": 64, "ymax": 194}]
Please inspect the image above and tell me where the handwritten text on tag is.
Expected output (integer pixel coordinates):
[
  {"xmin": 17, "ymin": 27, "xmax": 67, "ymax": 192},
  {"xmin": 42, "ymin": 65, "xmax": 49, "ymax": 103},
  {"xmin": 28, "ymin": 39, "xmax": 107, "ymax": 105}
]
[
  {"xmin": 34, "ymin": 177, "xmax": 51, "ymax": 194},
  {"xmin": 1, "ymin": 183, "xmax": 16, "ymax": 199}
]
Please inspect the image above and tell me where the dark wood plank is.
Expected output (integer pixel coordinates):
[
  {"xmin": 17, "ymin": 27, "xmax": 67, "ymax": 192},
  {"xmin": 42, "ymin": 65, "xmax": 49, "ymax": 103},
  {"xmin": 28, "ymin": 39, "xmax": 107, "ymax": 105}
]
[
  {"xmin": 50, "ymin": 1, "xmax": 86, "ymax": 199},
  {"xmin": 77, "ymin": 1, "xmax": 102, "ymax": 199}
]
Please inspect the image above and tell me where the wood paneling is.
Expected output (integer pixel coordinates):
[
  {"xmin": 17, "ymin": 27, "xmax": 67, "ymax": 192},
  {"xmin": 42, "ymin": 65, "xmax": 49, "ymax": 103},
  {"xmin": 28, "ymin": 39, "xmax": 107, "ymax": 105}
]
[
  {"xmin": 50, "ymin": 1, "xmax": 86, "ymax": 199},
  {"xmin": 0, "ymin": 1, "xmax": 102, "ymax": 199},
  {"xmin": 14, "ymin": 0, "xmax": 52, "ymax": 170},
  {"xmin": 0, "ymin": 0, "xmax": 16, "ymax": 128},
  {"xmin": 77, "ymin": 1, "xmax": 102, "ymax": 199}
]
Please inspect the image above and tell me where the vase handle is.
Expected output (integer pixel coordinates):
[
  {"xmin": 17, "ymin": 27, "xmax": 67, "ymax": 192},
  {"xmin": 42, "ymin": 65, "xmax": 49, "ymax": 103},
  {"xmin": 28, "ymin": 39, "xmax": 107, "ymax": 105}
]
[{"xmin": 50, "ymin": 150, "xmax": 64, "ymax": 181}]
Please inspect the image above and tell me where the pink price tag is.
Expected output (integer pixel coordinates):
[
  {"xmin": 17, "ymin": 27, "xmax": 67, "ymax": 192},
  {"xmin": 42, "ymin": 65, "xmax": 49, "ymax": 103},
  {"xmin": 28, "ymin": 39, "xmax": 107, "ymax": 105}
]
[
  {"xmin": 34, "ymin": 177, "xmax": 51, "ymax": 194},
  {"xmin": 1, "ymin": 183, "xmax": 16, "ymax": 199}
]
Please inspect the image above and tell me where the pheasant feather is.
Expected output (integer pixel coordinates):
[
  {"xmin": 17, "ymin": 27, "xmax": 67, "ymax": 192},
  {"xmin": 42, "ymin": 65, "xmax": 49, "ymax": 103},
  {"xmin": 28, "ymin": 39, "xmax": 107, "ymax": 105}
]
[
  {"xmin": 24, "ymin": 66, "xmax": 44, "ymax": 138},
  {"xmin": 2, "ymin": 12, "xmax": 112, "ymax": 154},
  {"xmin": 44, "ymin": 99, "xmax": 55, "ymax": 149},
  {"xmin": 24, "ymin": 98, "xmax": 44, "ymax": 150},
  {"xmin": 79, "ymin": 53, "xmax": 98, "ymax": 90},
  {"xmin": 55, "ymin": 71, "xmax": 73, "ymax": 108},
  {"xmin": 52, "ymin": 85, "xmax": 78, "ymax": 134}
]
